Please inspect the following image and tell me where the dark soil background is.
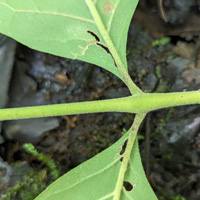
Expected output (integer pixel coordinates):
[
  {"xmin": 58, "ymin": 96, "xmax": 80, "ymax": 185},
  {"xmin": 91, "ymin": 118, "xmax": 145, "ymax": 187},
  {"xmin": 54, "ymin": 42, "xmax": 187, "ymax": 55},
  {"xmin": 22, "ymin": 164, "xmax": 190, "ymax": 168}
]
[{"xmin": 0, "ymin": 0, "xmax": 200, "ymax": 199}]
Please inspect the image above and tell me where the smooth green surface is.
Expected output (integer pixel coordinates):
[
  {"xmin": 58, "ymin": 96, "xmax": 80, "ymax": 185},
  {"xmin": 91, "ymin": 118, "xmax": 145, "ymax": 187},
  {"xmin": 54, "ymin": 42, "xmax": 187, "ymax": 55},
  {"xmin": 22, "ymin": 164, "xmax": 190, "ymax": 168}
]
[
  {"xmin": 35, "ymin": 129, "xmax": 157, "ymax": 200},
  {"xmin": 0, "ymin": 0, "xmax": 138, "ymax": 80}
]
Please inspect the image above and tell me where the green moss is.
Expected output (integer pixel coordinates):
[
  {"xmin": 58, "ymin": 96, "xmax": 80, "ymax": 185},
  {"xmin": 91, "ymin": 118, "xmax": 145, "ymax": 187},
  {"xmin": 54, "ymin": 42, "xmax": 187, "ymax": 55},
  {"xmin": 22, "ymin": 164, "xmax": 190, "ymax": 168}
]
[
  {"xmin": 152, "ymin": 107, "xmax": 174, "ymax": 138},
  {"xmin": 158, "ymin": 192, "xmax": 186, "ymax": 200},
  {"xmin": 151, "ymin": 37, "xmax": 170, "ymax": 48},
  {"xmin": 155, "ymin": 66, "xmax": 170, "ymax": 93},
  {"xmin": 167, "ymin": 55, "xmax": 174, "ymax": 60},
  {"xmin": 171, "ymin": 195, "xmax": 186, "ymax": 200},
  {"xmin": 22, "ymin": 143, "xmax": 59, "ymax": 179},
  {"xmin": 2, "ymin": 143, "xmax": 60, "ymax": 200},
  {"xmin": 1, "ymin": 170, "xmax": 46, "ymax": 200}
]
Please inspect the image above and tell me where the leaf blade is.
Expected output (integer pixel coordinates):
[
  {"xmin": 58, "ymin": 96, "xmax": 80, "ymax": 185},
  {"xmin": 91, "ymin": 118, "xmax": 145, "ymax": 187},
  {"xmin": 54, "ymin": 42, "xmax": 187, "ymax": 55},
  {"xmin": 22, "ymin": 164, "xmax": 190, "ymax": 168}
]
[
  {"xmin": 86, "ymin": 0, "xmax": 142, "ymax": 93},
  {"xmin": 94, "ymin": 0, "xmax": 139, "ymax": 68},
  {"xmin": 34, "ymin": 129, "xmax": 157, "ymax": 200},
  {"xmin": 0, "ymin": 0, "xmax": 138, "ymax": 80}
]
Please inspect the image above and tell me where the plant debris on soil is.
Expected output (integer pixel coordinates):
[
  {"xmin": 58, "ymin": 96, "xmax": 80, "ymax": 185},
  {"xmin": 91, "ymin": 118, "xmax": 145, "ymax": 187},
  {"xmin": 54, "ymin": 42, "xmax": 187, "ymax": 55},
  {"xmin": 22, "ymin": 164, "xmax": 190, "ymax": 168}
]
[{"xmin": 0, "ymin": 1, "xmax": 200, "ymax": 200}]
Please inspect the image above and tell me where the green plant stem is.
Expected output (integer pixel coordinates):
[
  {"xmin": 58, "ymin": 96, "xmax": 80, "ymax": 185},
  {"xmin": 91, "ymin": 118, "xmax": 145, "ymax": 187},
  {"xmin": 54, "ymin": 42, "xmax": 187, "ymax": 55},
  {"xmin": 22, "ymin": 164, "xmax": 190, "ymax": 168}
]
[
  {"xmin": 0, "ymin": 91, "xmax": 199, "ymax": 121},
  {"xmin": 86, "ymin": 0, "xmax": 142, "ymax": 95},
  {"xmin": 113, "ymin": 113, "xmax": 146, "ymax": 200}
]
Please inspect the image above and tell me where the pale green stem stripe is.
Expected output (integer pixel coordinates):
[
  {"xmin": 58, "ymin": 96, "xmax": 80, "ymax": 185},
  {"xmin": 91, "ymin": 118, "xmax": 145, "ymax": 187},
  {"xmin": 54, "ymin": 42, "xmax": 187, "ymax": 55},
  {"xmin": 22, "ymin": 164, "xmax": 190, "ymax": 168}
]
[
  {"xmin": 0, "ymin": 97, "xmax": 132, "ymax": 121},
  {"xmin": 0, "ymin": 91, "xmax": 199, "ymax": 121},
  {"xmin": 85, "ymin": 0, "xmax": 142, "ymax": 95},
  {"xmin": 113, "ymin": 113, "xmax": 146, "ymax": 200}
]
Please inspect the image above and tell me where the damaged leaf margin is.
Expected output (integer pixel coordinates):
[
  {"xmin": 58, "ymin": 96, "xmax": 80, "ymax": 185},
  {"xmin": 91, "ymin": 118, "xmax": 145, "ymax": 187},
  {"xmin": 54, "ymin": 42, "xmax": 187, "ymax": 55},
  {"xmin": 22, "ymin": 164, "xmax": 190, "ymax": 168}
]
[
  {"xmin": 0, "ymin": 0, "xmax": 139, "ymax": 84},
  {"xmin": 35, "ymin": 125, "xmax": 157, "ymax": 200}
]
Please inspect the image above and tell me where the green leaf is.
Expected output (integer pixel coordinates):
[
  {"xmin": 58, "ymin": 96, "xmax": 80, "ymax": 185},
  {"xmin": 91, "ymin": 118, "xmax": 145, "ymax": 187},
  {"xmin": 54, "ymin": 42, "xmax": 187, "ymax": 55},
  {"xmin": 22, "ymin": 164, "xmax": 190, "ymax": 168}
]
[
  {"xmin": 0, "ymin": 0, "xmax": 138, "ymax": 79},
  {"xmin": 35, "ymin": 129, "xmax": 157, "ymax": 200}
]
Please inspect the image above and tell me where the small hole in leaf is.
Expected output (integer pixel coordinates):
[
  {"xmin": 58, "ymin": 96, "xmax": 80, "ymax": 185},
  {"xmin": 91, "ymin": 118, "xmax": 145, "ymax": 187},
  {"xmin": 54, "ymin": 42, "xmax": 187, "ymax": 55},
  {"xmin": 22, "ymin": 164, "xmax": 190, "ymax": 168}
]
[
  {"xmin": 87, "ymin": 30, "xmax": 100, "ymax": 42},
  {"xmin": 123, "ymin": 181, "xmax": 133, "ymax": 192},
  {"xmin": 120, "ymin": 157, "xmax": 123, "ymax": 162},
  {"xmin": 120, "ymin": 140, "xmax": 128, "ymax": 155},
  {"xmin": 96, "ymin": 43, "xmax": 110, "ymax": 54},
  {"xmin": 96, "ymin": 43, "xmax": 117, "ymax": 67}
]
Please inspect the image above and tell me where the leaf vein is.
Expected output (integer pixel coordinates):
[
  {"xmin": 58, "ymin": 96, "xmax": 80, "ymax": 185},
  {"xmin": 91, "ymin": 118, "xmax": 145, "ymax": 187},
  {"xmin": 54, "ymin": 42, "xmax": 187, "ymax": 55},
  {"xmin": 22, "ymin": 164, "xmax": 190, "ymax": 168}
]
[
  {"xmin": 106, "ymin": 0, "xmax": 120, "ymax": 33},
  {"xmin": 0, "ymin": 2, "xmax": 95, "ymax": 23},
  {"xmin": 98, "ymin": 192, "xmax": 114, "ymax": 200},
  {"xmin": 50, "ymin": 158, "xmax": 120, "ymax": 196}
]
